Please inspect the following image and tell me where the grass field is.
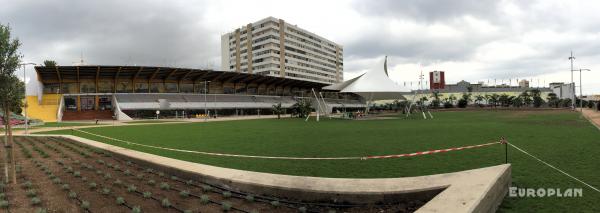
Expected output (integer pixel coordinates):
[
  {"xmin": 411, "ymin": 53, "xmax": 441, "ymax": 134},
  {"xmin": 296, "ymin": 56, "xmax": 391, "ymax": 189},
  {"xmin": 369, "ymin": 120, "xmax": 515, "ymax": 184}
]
[{"xmin": 39, "ymin": 110, "xmax": 600, "ymax": 212}]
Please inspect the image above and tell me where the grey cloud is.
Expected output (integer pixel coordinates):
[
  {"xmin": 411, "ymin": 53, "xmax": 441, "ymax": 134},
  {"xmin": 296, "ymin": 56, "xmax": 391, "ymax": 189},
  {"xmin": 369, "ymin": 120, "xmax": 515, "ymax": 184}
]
[
  {"xmin": 0, "ymin": 0, "xmax": 218, "ymax": 68},
  {"xmin": 353, "ymin": 0, "xmax": 501, "ymax": 23}
]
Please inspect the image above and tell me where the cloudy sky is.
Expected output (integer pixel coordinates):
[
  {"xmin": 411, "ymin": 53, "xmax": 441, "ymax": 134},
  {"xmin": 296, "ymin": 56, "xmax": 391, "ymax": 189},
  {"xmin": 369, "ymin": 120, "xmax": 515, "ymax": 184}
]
[{"xmin": 2, "ymin": 0, "xmax": 600, "ymax": 94}]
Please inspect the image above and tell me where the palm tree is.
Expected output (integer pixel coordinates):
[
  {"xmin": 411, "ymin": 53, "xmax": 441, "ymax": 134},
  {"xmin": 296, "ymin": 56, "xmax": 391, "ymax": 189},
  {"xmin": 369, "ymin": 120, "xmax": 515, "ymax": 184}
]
[
  {"xmin": 272, "ymin": 103, "xmax": 283, "ymax": 119},
  {"xmin": 519, "ymin": 91, "xmax": 532, "ymax": 107},
  {"xmin": 475, "ymin": 95, "xmax": 484, "ymax": 107}
]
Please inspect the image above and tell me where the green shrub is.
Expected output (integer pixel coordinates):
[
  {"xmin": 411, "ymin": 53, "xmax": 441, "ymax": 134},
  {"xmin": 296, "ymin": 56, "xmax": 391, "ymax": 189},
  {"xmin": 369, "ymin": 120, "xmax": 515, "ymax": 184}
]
[
  {"xmin": 136, "ymin": 174, "xmax": 144, "ymax": 180},
  {"xmin": 200, "ymin": 195, "xmax": 210, "ymax": 204},
  {"xmin": 68, "ymin": 191, "xmax": 77, "ymax": 199},
  {"xmin": 158, "ymin": 172, "xmax": 165, "ymax": 177},
  {"xmin": 88, "ymin": 182, "xmax": 97, "ymax": 189},
  {"xmin": 131, "ymin": 206, "xmax": 142, "ymax": 213},
  {"xmin": 143, "ymin": 191, "xmax": 152, "ymax": 198},
  {"xmin": 0, "ymin": 200, "xmax": 8, "ymax": 208},
  {"xmin": 270, "ymin": 200, "xmax": 280, "ymax": 207},
  {"xmin": 145, "ymin": 168, "xmax": 153, "ymax": 173},
  {"xmin": 186, "ymin": 180, "xmax": 193, "ymax": 185},
  {"xmin": 0, "ymin": 193, "xmax": 4, "ymax": 199},
  {"xmin": 161, "ymin": 198, "xmax": 171, "ymax": 208},
  {"xmin": 245, "ymin": 195, "xmax": 254, "ymax": 202},
  {"xmin": 61, "ymin": 184, "xmax": 70, "ymax": 191},
  {"xmin": 116, "ymin": 197, "xmax": 125, "ymax": 205},
  {"xmin": 124, "ymin": 170, "xmax": 131, "ymax": 176},
  {"xmin": 31, "ymin": 197, "xmax": 41, "ymax": 205},
  {"xmin": 102, "ymin": 187, "xmax": 111, "ymax": 195},
  {"xmin": 22, "ymin": 181, "xmax": 33, "ymax": 189},
  {"xmin": 298, "ymin": 206, "xmax": 307, "ymax": 213},
  {"xmin": 26, "ymin": 189, "xmax": 37, "ymax": 197},
  {"xmin": 147, "ymin": 179, "xmax": 156, "ymax": 186},
  {"xmin": 104, "ymin": 173, "xmax": 112, "ymax": 180},
  {"xmin": 221, "ymin": 201, "xmax": 232, "ymax": 211},
  {"xmin": 81, "ymin": 200, "xmax": 90, "ymax": 209},
  {"xmin": 127, "ymin": 185, "xmax": 137, "ymax": 192},
  {"xmin": 114, "ymin": 179, "xmax": 123, "ymax": 186},
  {"xmin": 74, "ymin": 171, "xmax": 81, "ymax": 177},
  {"xmin": 183, "ymin": 210, "xmax": 192, "ymax": 213},
  {"xmin": 159, "ymin": 182, "xmax": 170, "ymax": 190},
  {"xmin": 327, "ymin": 210, "xmax": 336, "ymax": 213},
  {"xmin": 52, "ymin": 178, "xmax": 61, "ymax": 184},
  {"xmin": 201, "ymin": 185, "xmax": 212, "ymax": 192},
  {"xmin": 179, "ymin": 190, "xmax": 189, "ymax": 197},
  {"xmin": 222, "ymin": 191, "xmax": 231, "ymax": 198}
]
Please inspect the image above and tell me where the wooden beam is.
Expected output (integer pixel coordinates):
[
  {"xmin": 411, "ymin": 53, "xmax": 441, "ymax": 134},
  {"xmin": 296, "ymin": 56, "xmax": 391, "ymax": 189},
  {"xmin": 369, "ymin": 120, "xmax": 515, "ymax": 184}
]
[
  {"xmin": 132, "ymin": 67, "xmax": 144, "ymax": 81},
  {"xmin": 148, "ymin": 67, "xmax": 161, "ymax": 81},
  {"xmin": 179, "ymin": 69, "xmax": 194, "ymax": 81},
  {"xmin": 192, "ymin": 71, "xmax": 213, "ymax": 82},
  {"xmin": 165, "ymin": 68, "xmax": 178, "ymax": 81},
  {"xmin": 54, "ymin": 66, "xmax": 62, "ymax": 90}
]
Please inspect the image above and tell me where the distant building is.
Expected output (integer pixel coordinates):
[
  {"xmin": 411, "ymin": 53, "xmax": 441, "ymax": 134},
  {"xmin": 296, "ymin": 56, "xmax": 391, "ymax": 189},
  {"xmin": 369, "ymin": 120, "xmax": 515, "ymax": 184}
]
[
  {"xmin": 550, "ymin": 82, "xmax": 575, "ymax": 99},
  {"xmin": 221, "ymin": 17, "xmax": 344, "ymax": 84},
  {"xmin": 429, "ymin": 71, "xmax": 445, "ymax": 90},
  {"xmin": 518, "ymin": 80, "xmax": 529, "ymax": 88}
]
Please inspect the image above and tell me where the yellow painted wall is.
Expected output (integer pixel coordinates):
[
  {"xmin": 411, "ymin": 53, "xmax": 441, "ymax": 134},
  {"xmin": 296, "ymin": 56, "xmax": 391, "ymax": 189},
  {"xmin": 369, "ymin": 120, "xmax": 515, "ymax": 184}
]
[{"xmin": 24, "ymin": 94, "xmax": 61, "ymax": 122}]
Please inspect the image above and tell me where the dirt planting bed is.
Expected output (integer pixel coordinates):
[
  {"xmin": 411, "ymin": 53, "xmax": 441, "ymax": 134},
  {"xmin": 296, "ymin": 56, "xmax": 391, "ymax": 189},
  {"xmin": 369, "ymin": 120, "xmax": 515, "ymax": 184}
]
[{"xmin": 0, "ymin": 136, "xmax": 426, "ymax": 212}]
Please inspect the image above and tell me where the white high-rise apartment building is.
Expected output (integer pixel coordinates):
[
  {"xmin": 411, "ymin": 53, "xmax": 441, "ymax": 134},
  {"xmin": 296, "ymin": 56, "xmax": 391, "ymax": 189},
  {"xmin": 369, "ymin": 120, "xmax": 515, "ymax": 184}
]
[{"xmin": 221, "ymin": 17, "xmax": 343, "ymax": 84}]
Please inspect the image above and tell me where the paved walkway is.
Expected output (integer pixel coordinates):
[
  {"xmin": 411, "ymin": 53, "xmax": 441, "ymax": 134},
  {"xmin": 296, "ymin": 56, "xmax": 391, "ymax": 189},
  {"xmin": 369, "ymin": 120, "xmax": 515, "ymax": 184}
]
[{"xmin": 581, "ymin": 108, "xmax": 600, "ymax": 130}]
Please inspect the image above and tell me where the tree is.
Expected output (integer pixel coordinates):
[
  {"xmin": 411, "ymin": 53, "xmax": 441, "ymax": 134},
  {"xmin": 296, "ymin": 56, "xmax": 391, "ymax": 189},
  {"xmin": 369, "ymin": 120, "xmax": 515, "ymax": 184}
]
[
  {"xmin": 458, "ymin": 93, "xmax": 471, "ymax": 108},
  {"xmin": 272, "ymin": 103, "xmax": 283, "ymax": 119},
  {"xmin": 530, "ymin": 89, "xmax": 544, "ymax": 108},
  {"xmin": 546, "ymin": 93, "xmax": 559, "ymax": 108},
  {"xmin": 519, "ymin": 91, "xmax": 532, "ymax": 107},
  {"xmin": 291, "ymin": 99, "xmax": 312, "ymax": 118},
  {"xmin": 474, "ymin": 95, "xmax": 484, "ymax": 107},
  {"xmin": 0, "ymin": 24, "xmax": 23, "ymax": 184},
  {"xmin": 488, "ymin": 94, "xmax": 500, "ymax": 108},
  {"xmin": 430, "ymin": 91, "xmax": 442, "ymax": 109},
  {"xmin": 43, "ymin": 60, "xmax": 57, "ymax": 67}
]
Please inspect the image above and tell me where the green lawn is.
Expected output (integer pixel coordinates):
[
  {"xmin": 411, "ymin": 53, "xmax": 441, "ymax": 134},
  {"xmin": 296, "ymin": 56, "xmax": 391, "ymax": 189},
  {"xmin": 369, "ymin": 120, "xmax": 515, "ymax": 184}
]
[
  {"xmin": 39, "ymin": 110, "xmax": 600, "ymax": 212},
  {"xmin": 124, "ymin": 120, "xmax": 183, "ymax": 124}
]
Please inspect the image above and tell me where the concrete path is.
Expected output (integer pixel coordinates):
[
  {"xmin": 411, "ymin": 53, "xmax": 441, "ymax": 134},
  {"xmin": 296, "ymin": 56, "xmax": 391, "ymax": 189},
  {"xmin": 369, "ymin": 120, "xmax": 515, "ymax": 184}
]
[
  {"xmin": 30, "ymin": 134, "xmax": 511, "ymax": 213},
  {"xmin": 581, "ymin": 108, "xmax": 600, "ymax": 130}
]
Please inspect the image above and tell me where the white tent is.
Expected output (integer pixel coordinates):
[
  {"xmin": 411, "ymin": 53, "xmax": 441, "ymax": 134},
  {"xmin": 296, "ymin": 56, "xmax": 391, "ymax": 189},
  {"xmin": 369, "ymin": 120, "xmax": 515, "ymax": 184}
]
[{"xmin": 323, "ymin": 57, "xmax": 410, "ymax": 101}]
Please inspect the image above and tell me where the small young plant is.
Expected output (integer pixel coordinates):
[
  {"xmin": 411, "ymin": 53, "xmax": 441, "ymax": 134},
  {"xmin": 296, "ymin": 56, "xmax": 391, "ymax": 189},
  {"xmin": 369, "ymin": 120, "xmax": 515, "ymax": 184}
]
[
  {"xmin": 136, "ymin": 174, "xmax": 144, "ymax": 180},
  {"xmin": 147, "ymin": 179, "xmax": 156, "ymax": 186},
  {"xmin": 81, "ymin": 200, "xmax": 90, "ymax": 210},
  {"xmin": 158, "ymin": 172, "xmax": 165, "ymax": 177},
  {"xmin": 0, "ymin": 200, "xmax": 8, "ymax": 208},
  {"xmin": 127, "ymin": 185, "xmax": 137, "ymax": 193},
  {"xmin": 132, "ymin": 206, "xmax": 142, "ymax": 213},
  {"xmin": 145, "ymin": 168, "xmax": 153, "ymax": 173},
  {"xmin": 31, "ymin": 197, "xmax": 41, "ymax": 205},
  {"xmin": 327, "ymin": 210, "xmax": 336, "ymax": 213},
  {"xmin": 22, "ymin": 181, "xmax": 33, "ymax": 189},
  {"xmin": 170, "ymin": 175, "xmax": 178, "ymax": 181},
  {"xmin": 102, "ymin": 187, "xmax": 111, "ymax": 195},
  {"xmin": 116, "ymin": 197, "xmax": 125, "ymax": 205},
  {"xmin": 142, "ymin": 191, "xmax": 152, "ymax": 198},
  {"xmin": 114, "ymin": 179, "xmax": 123, "ymax": 186},
  {"xmin": 270, "ymin": 200, "xmax": 280, "ymax": 207},
  {"xmin": 222, "ymin": 191, "xmax": 232, "ymax": 198},
  {"xmin": 26, "ymin": 189, "xmax": 37, "ymax": 197},
  {"xmin": 179, "ymin": 190, "xmax": 190, "ymax": 198},
  {"xmin": 61, "ymin": 184, "xmax": 70, "ymax": 191},
  {"xmin": 52, "ymin": 178, "xmax": 62, "ymax": 184},
  {"xmin": 201, "ymin": 185, "xmax": 212, "ymax": 192},
  {"xmin": 186, "ymin": 179, "xmax": 193, "ymax": 185},
  {"xmin": 73, "ymin": 171, "xmax": 81, "ymax": 177},
  {"xmin": 123, "ymin": 170, "xmax": 131, "ymax": 176},
  {"xmin": 221, "ymin": 201, "xmax": 232, "ymax": 212},
  {"xmin": 88, "ymin": 182, "xmax": 97, "ymax": 189},
  {"xmin": 298, "ymin": 206, "xmax": 307, "ymax": 213},
  {"xmin": 104, "ymin": 173, "xmax": 112, "ymax": 180},
  {"xmin": 34, "ymin": 208, "xmax": 47, "ymax": 213},
  {"xmin": 200, "ymin": 195, "xmax": 210, "ymax": 204},
  {"xmin": 126, "ymin": 161, "xmax": 132, "ymax": 166},
  {"xmin": 68, "ymin": 191, "xmax": 77, "ymax": 199},
  {"xmin": 245, "ymin": 195, "xmax": 254, "ymax": 202},
  {"xmin": 159, "ymin": 182, "xmax": 170, "ymax": 190},
  {"xmin": 161, "ymin": 198, "xmax": 171, "ymax": 208}
]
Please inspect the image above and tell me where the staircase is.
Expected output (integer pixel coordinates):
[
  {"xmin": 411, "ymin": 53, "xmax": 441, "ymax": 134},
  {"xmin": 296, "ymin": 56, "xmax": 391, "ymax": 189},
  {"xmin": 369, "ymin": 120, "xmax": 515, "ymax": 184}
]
[{"xmin": 62, "ymin": 110, "xmax": 113, "ymax": 121}]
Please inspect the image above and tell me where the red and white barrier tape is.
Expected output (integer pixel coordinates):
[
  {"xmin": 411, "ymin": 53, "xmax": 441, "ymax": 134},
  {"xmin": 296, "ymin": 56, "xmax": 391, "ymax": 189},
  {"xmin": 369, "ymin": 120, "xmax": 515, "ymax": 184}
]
[
  {"xmin": 71, "ymin": 128, "xmax": 501, "ymax": 160},
  {"xmin": 365, "ymin": 141, "xmax": 502, "ymax": 159}
]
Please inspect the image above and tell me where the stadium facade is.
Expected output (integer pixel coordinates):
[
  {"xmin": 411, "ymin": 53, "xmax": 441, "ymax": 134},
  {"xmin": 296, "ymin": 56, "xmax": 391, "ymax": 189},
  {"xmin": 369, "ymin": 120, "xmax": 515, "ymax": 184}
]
[
  {"xmin": 221, "ymin": 17, "xmax": 343, "ymax": 84},
  {"xmin": 26, "ymin": 66, "xmax": 364, "ymax": 122}
]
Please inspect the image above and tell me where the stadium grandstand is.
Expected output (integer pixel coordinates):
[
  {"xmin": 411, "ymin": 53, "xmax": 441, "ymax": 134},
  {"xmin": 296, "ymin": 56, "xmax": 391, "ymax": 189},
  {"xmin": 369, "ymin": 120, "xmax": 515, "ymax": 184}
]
[{"xmin": 28, "ymin": 66, "xmax": 365, "ymax": 121}]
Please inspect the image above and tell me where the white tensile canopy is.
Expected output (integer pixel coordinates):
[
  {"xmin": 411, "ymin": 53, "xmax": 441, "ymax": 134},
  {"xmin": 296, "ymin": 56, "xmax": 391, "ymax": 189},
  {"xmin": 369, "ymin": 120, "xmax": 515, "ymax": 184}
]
[{"xmin": 323, "ymin": 57, "xmax": 410, "ymax": 101}]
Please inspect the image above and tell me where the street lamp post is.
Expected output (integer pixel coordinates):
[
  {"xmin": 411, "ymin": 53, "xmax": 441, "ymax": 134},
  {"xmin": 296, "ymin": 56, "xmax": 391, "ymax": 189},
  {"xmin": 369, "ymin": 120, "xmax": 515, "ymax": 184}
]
[
  {"xmin": 578, "ymin": 69, "xmax": 591, "ymax": 112},
  {"xmin": 19, "ymin": 62, "xmax": 36, "ymax": 134},
  {"xmin": 568, "ymin": 52, "xmax": 576, "ymax": 110}
]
